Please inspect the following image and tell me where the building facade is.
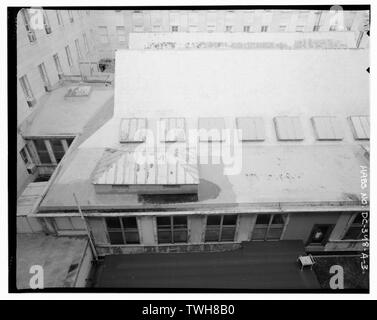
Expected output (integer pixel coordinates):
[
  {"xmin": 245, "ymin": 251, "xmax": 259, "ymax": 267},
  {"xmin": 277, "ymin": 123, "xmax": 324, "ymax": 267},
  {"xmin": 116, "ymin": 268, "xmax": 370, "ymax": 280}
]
[
  {"xmin": 92, "ymin": 9, "xmax": 369, "ymax": 57},
  {"xmin": 17, "ymin": 9, "xmax": 99, "ymax": 195},
  {"xmin": 27, "ymin": 49, "xmax": 369, "ymax": 257}
]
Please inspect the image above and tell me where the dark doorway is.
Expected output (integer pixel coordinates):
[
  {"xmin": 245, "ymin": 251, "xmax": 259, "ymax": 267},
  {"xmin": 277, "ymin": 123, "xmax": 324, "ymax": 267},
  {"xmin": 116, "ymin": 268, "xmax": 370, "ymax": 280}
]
[{"xmin": 307, "ymin": 224, "xmax": 334, "ymax": 246}]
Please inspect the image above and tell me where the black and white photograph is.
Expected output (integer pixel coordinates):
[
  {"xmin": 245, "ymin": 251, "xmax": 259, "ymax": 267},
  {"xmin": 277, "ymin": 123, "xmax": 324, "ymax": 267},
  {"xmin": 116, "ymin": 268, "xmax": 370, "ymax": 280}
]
[{"xmin": 4, "ymin": 0, "xmax": 374, "ymax": 302}]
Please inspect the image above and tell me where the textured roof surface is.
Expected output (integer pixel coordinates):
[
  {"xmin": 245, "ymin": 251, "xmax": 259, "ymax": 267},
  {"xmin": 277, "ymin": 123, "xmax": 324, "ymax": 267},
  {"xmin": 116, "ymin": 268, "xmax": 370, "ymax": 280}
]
[{"xmin": 92, "ymin": 147, "xmax": 199, "ymax": 185}]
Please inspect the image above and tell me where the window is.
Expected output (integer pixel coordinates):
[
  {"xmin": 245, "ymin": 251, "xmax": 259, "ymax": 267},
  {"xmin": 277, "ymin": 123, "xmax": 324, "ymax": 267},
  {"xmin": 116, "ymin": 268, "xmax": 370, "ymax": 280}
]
[
  {"xmin": 274, "ymin": 116, "xmax": 304, "ymax": 141},
  {"xmin": 205, "ymin": 214, "xmax": 238, "ymax": 242},
  {"xmin": 98, "ymin": 26, "xmax": 109, "ymax": 44},
  {"xmin": 56, "ymin": 10, "xmax": 63, "ymax": 25},
  {"xmin": 349, "ymin": 116, "xmax": 370, "ymax": 140},
  {"xmin": 207, "ymin": 11, "xmax": 217, "ymax": 32},
  {"xmin": 43, "ymin": 11, "xmax": 52, "ymax": 34},
  {"xmin": 68, "ymin": 10, "xmax": 74, "ymax": 23},
  {"xmin": 49, "ymin": 139, "xmax": 65, "ymax": 163},
  {"xmin": 243, "ymin": 25, "xmax": 251, "ymax": 32},
  {"xmin": 132, "ymin": 11, "xmax": 144, "ymax": 32},
  {"xmin": 38, "ymin": 63, "xmax": 51, "ymax": 91},
  {"xmin": 122, "ymin": 217, "xmax": 140, "ymax": 244},
  {"xmin": 65, "ymin": 45, "xmax": 73, "ymax": 67},
  {"xmin": 106, "ymin": 217, "xmax": 140, "ymax": 245},
  {"xmin": 169, "ymin": 12, "xmax": 180, "ymax": 32},
  {"xmin": 20, "ymin": 147, "xmax": 30, "ymax": 166},
  {"xmin": 243, "ymin": 11, "xmax": 254, "ymax": 32},
  {"xmin": 157, "ymin": 216, "xmax": 187, "ymax": 244},
  {"xmin": 252, "ymin": 214, "xmax": 287, "ymax": 241},
  {"xmin": 33, "ymin": 139, "xmax": 52, "ymax": 164},
  {"xmin": 343, "ymin": 213, "xmax": 366, "ymax": 240},
  {"xmin": 313, "ymin": 11, "xmax": 322, "ymax": 31},
  {"xmin": 75, "ymin": 39, "xmax": 82, "ymax": 59},
  {"xmin": 151, "ymin": 11, "xmax": 162, "ymax": 32},
  {"xmin": 278, "ymin": 11, "xmax": 291, "ymax": 32},
  {"xmin": 53, "ymin": 54, "xmax": 63, "ymax": 78},
  {"xmin": 225, "ymin": 11, "xmax": 235, "ymax": 33},
  {"xmin": 296, "ymin": 12, "xmax": 309, "ymax": 30},
  {"xmin": 261, "ymin": 25, "xmax": 268, "ymax": 32},
  {"xmin": 19, "ymin": 75, "xmax": 35, "ymax": 106},
  {"xmin": 188, "ymin": 12, "xmax": 199, "ymax": 32},
  {"xmin": 344, "ymin": 11, "xmax": 356, "ymax": 31},
  {"xmin": 116, "ymin": 26, "xmax": 126, "ymax": 43},
  {"xmin": 21, "ymin": 9, "xmax": 36, "ymax": 43},
  {"xmin": 83, "ymin": 33, "xmax": 89, "ymax": 53}
]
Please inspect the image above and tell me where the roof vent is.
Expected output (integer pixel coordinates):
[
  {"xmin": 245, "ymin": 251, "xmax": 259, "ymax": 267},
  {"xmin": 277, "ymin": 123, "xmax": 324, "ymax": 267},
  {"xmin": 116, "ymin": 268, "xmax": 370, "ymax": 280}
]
[
  {"xmin": 91, "ymin": 147, "xmax": 199, "ymax": 195},
  {"xmin": 64, "ymin": 86, "xmax": 92, "ymax": 101}
]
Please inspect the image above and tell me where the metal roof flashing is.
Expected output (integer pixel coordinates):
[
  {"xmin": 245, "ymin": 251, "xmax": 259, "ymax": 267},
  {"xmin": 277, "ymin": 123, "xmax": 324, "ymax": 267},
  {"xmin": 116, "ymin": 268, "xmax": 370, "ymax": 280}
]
[{"xmin": 91, "ymin": 146, "xmax": 199, "ymax": 195}]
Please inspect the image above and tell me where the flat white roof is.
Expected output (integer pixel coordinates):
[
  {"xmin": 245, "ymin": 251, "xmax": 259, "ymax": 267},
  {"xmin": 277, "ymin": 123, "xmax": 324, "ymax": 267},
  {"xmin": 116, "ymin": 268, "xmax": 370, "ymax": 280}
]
[
  {"xmin": 39, "ymin": 49, "xmax": 369, "ymax": 210},
  {"xmin": 79, "ymin": 49, "xmax": 368, "ymax": 149},
  {"xmin": 114, "ymin": 49, "xmax": 368, "ymax": 119}
]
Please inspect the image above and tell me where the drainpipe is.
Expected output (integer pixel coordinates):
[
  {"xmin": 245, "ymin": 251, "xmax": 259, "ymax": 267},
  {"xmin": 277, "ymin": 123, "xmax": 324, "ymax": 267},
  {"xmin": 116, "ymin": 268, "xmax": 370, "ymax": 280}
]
[
  {"xmin": 356, "ymin": 31, "xmax": 364, "ymax": 48},
  {"xmin": 73, "ymin": 193, "xmax": 99, "ymax": 261}
]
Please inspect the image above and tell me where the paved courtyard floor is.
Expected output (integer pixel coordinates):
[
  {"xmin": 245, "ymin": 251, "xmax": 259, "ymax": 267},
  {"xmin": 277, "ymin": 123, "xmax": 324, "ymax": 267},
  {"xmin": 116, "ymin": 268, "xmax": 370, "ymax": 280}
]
[
  {"xmin": 16, "ymin": 234, "xmax": 88, "ymax": 289},
  {"xmin": 94, "ymin": 240, "xmax": 320, "ymax": 290}
]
